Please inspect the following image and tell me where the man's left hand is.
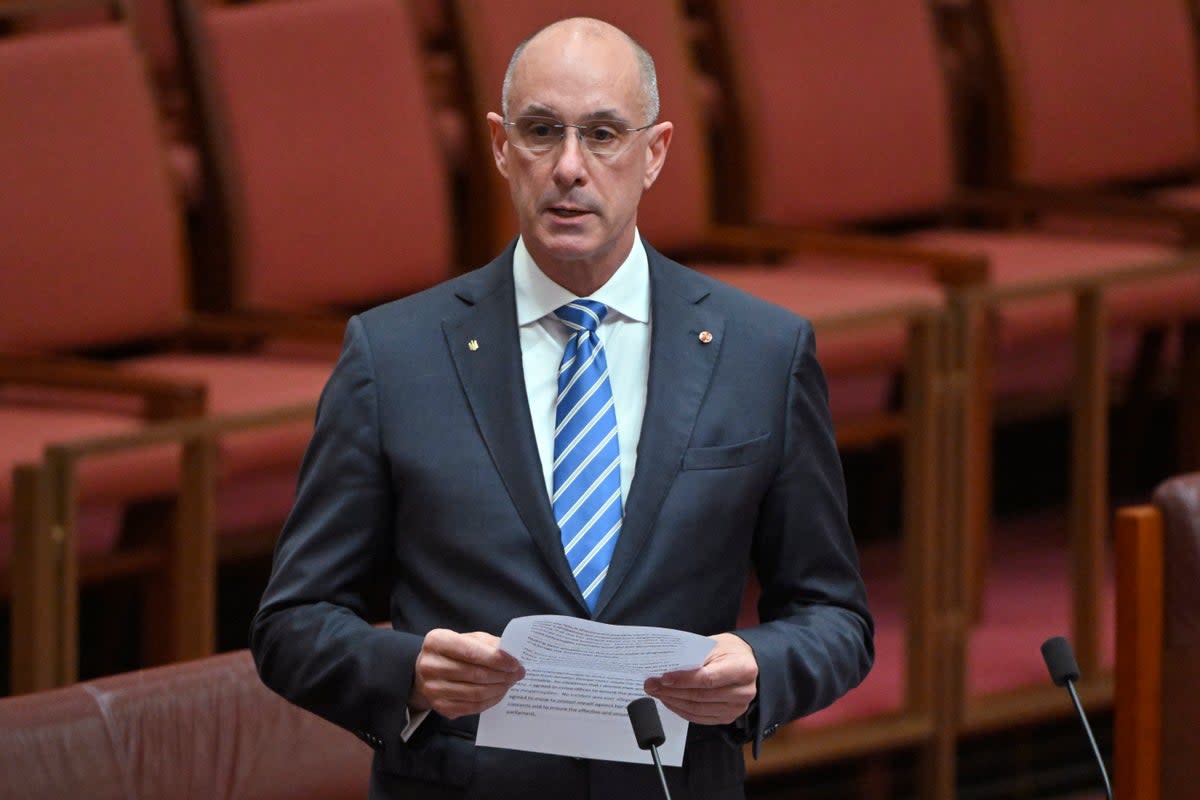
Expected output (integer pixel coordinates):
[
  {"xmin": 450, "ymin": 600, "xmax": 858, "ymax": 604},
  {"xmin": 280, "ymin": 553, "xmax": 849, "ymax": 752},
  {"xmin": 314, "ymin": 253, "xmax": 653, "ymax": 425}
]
[{"xmin": 644, "ymin": 632, "xmax": 758, "ymax": 725}]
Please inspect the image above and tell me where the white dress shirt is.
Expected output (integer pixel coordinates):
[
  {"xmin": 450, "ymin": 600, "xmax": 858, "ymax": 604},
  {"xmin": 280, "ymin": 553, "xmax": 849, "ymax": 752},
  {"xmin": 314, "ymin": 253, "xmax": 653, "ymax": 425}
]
[{"xmin": 514, "ymin": 234, "xmax": 652, "ymax": 506}]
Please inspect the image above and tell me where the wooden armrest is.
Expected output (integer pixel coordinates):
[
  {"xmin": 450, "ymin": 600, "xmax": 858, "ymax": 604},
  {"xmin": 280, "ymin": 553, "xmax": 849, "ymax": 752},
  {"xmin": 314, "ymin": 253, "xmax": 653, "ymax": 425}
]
[
  {"xmin": 704, "ymin": 223, "xmax": 989, "ymax": 287},
  {"xmin": 185, "ymin": 311, "xmax": 349, "ymax": 344},
  {"xmin": 952, "ymin": 186, "xmax": 1200, "ymax": 241},
  {"xmin": 0, "ymin": 353, "xmax": 205, "ymax": 420}
]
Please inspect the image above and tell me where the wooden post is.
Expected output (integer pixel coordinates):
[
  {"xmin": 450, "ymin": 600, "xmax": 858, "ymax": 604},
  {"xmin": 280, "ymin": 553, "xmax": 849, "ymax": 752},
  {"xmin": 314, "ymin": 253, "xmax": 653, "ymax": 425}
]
[
  {"xmin": 1071, "ymin": 287, "xmax": 1107, "ymax": 675},
  {"xmin": 1114, "ymin": 505, "xmax": 1163, "ymax": 800},
  {"xmin": 10, "ymin": 464, "xmax": 57, "ymax": 694}
]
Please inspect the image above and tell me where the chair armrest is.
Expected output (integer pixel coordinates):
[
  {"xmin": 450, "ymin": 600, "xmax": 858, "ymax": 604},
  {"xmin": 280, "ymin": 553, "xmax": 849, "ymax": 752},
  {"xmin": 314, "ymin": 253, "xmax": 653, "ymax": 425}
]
[
  {"xmin": 704, "ymin": 223, "xmax": 989, "ymax": 287},
  {"xmin": 0, "ymin": 353, "xmax": 206, "ymax": 420},
  {"xmin": 185, "ymin": 311, "xmax": 349, "ymax": 345},
  {"xmin": 951, "ymin": 186, "xmax": 1200, "ymax": 243}
]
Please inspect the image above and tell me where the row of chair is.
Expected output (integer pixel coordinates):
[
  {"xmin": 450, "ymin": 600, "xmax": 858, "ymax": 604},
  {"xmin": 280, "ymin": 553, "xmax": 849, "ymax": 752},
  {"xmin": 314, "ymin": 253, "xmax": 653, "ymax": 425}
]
[
  {"xmin": 2, "ymin": 0, "xmax": 1199, "ymax": 796},
  {"xmin": 2, "ymin": 475, "xmax": 1194, "ymax": 799}
]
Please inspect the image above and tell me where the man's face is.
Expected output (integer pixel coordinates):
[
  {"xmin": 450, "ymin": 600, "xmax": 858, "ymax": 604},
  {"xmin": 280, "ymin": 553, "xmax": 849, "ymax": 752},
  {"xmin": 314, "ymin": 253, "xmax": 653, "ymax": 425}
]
[{"xmin": 487, "ymin": 25, "xmax": 671, "ymax": 290}]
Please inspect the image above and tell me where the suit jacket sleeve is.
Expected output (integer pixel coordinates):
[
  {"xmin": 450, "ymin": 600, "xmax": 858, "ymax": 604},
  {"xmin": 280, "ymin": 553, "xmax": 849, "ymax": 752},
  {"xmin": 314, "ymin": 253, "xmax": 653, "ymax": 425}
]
[
  {"xmin": 733, "ymin": 321, "xmax": 875, "ymax": 754},
  {"xmin": 250, "ymin": 315, "xmax": 420, "ymax": 752}
]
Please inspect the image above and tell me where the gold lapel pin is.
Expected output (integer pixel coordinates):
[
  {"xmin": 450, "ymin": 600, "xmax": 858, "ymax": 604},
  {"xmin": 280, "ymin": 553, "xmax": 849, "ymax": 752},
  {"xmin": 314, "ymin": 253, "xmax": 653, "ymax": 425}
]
[
  {"xmin": 698, "ymin": 331, "xmax": 713, "ymax": 344},
  {"xmin": 467, "ymin": 339, "xmax": 479, "ymax": 351}
]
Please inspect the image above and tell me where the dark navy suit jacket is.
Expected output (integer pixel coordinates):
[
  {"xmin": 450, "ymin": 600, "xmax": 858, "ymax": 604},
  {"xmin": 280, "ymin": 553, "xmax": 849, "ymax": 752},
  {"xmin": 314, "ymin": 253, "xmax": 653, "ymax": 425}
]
[{"xmin": 250, "ymin": 241, "xmax": 874, "ymax": 799}]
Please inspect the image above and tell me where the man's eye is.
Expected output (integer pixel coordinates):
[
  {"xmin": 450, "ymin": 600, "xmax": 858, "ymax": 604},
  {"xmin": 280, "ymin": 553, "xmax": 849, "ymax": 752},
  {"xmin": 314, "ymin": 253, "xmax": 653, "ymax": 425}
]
[
  {"xmin": 587, "ymin": 126, "xmax": 619, "ymax": 142},
  {"xmin": 526, "ymin": 121, "xmax": 557, "ymax": 138}
]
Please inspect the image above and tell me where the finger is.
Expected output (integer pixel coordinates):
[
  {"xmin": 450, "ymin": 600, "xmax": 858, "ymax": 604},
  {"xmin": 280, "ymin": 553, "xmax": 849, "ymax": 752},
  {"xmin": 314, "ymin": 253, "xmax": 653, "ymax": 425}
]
[
  {"xmin": 655, "ymin": 696, "xmax": 747, "ymax": 725},
  {"xmin": 425, "ymin": 629, "xmax": 523, "ymax": 673},
  {"xmin": 418, "ymin": 646, "xmax": 526, "ymax": 686},
  {"xmin": 646, "ymin": 679, "xmax": 756, "ymax": 701},
  {"xmin": 654, "ymin": 665, "xmax": 754, "ymax": 691}
]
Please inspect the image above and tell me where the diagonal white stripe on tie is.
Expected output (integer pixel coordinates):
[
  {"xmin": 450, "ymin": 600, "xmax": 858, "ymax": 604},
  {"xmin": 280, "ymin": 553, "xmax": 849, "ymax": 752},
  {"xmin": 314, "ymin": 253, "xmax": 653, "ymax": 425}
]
[{"xmin": 552, "ymin": 299, "xmax": 623, "ymax": 612}]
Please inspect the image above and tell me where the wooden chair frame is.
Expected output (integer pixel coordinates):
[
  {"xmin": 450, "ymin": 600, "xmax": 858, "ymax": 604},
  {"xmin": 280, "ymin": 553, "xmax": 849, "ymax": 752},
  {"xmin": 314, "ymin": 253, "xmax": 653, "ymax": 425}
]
[
  {"xmin": 740, "ymin": 301, "xmax": 962, "ymax": 799},
  {"xmin": 1114, "ymin": 500, "xmax": 1165, "ymax": 800},
  {"xmin": 944, "ymin": 255, "xmax": 1200, "ymax": 740},
  {"xmin": 8, "ymin": 401, "xmax": 317, "ymax": 694}
]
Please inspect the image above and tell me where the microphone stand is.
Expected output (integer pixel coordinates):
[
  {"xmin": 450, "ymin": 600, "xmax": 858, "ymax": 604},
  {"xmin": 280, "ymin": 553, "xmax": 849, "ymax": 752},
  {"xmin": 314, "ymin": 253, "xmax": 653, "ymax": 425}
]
[{"xmin": 1064, "ymin": 679, "xmax": 1113, "ymax": 800}]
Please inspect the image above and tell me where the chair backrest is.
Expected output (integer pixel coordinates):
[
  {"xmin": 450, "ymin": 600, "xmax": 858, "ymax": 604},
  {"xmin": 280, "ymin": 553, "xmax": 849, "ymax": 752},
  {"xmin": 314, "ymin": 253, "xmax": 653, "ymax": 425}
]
[
  {"xmin": 709, "ymin": 0, "xmax": 958, "ymax": 227},
  {"xmin": 1115, "ymin": 472, "xmax": 1200, "ymax": 800},
  {"xmin": 981, "ymin": 0, "xmax": 1200, "ymax": 187},
  {"xmin": 183, "ymin": 0, "xmax": 454, "ymax": 312},
  {"xmin": 0, "ymin": 649, "xmax": 370, "ymax": 800},
  {"xmin": 451, "ymin": 0, "xmax": 713, "ymax": 257},
  {"xmin": 0, "ymin": 22, "xmax": 188, "ymax": 353}
]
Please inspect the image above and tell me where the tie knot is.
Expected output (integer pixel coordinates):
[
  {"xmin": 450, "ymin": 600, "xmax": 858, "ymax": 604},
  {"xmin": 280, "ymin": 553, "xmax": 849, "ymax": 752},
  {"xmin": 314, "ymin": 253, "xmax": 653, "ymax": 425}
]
[{"xmin": 554, "ymin": 299, "xmax": 608, "ymax": 334}]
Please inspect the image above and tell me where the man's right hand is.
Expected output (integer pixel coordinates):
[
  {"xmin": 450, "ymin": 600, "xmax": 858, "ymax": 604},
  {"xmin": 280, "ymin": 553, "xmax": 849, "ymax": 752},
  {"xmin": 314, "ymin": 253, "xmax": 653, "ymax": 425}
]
[{"xmin": 410, "ymin": 629, "xmax": 525, "ymax": 719}]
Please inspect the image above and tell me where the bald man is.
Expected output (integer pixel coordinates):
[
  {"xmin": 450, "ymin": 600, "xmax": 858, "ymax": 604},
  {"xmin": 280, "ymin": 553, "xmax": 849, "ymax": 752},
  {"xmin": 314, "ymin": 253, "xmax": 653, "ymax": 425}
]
[{"xmin": 251, "ymin": 18, "xmax": 872, "ymax": 800}]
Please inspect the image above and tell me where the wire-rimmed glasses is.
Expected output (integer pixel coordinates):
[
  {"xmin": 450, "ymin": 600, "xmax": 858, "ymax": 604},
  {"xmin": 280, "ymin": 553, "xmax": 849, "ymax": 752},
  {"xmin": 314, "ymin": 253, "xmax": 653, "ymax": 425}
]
[{"xmin": 503, "ymin": 115, "xmax": 655, "ymax": 158}]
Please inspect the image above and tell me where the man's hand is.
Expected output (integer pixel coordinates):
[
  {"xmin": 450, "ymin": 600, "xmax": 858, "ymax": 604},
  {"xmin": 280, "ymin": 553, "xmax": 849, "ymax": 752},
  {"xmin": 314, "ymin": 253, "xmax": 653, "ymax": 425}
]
[
  {"xmin": 644, "ymin": 633, "xmax": 758, "ymax": 725},
  {"xmin": 410, "ymin": 629, "xmax": 525, "ymax": 719}
]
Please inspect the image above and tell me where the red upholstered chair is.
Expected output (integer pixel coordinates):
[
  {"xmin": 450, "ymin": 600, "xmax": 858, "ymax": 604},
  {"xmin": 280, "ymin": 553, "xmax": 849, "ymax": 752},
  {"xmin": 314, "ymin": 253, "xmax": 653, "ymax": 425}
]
[
  {"xmin": 703, "ymin": 0, "xmax": 1200, "ymax": 743},
  {"xmin": 973, "ymin": 0, "xmax": 1200, "ymax": 471},
  {"xmin": 451, "ymin": 1, "xmax": 976, "ymax": 794},
  {"xmin": 0, "ymin": 20, "xmax": 335, "ymax": 686},
  {"xmin": 177, "ymin": 0, "xmax": 458, "ymax": 318},
  {"xmin": 0, "ymin": 648, "xmax": 370, "ymax": 800},
  {"xmin": 1114, "ymin": 472, "xmax": 1200, "ymax": 800}
]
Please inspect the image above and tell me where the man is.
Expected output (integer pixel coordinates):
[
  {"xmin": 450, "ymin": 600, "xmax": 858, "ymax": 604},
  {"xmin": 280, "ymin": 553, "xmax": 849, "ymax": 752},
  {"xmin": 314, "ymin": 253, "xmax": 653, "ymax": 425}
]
[{"xmin": 251, "ymin": 17, "xmax": 872, "ymax": 800}]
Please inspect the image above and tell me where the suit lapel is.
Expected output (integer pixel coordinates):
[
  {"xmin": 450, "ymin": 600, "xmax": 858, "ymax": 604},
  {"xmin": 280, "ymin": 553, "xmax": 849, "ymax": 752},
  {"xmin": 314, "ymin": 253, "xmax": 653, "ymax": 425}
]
[
  {"xmin": 442, "ymin": 253, "xmax": 586, "ymax": 609},
  {"xmin": 594, "ymin": 247, "xmax": 724, "ymax": 617}
]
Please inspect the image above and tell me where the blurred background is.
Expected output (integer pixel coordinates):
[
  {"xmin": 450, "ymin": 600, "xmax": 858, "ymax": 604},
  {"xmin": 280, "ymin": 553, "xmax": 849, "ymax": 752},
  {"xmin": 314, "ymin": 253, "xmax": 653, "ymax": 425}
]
[{"xmin": 2, "ymin": 1, "xmax": 1198, "ymax": 798}]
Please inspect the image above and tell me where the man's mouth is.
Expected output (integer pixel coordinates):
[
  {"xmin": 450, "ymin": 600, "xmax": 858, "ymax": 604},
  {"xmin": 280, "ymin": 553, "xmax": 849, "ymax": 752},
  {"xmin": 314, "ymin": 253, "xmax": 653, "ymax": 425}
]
[{"xmin": 547, "ymin": 205, "xmax": 591, "ymax": 218}]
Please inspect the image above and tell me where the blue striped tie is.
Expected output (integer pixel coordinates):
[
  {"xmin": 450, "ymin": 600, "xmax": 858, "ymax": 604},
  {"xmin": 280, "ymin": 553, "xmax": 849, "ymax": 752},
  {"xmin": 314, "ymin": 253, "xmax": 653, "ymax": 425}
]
[{"xmin": 552, "ymin": 300, "xmax": 622, "ymax": 612}]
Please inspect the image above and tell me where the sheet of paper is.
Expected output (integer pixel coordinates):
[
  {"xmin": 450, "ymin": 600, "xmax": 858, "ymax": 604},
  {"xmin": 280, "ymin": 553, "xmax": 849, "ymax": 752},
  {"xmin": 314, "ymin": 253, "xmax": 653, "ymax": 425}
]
[{"xmin": 475, "ymin": 615, "xmax": 715, "ymax": 766}]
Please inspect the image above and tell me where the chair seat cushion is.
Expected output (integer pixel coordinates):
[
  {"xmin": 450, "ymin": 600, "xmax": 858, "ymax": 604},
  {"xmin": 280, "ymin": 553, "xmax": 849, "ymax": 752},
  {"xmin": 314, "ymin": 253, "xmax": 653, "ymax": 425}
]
[
  {"xmin": 905, "ymin": 229, "xmax": 1199, "ymax": 349},
  {"xmin": 0, "ymin": 406, "xmax": 176, "ymax": 564},
  {"xmin": 122, "ymin": 354, "xmax": 333, "ymax": 476},
  {"xmin": 699, "ymin": 260, "xmax": 944, "ymax": 372},
  {"xmin": 0, "ymin": 407, "xmax": 179, "ymax": 516}
]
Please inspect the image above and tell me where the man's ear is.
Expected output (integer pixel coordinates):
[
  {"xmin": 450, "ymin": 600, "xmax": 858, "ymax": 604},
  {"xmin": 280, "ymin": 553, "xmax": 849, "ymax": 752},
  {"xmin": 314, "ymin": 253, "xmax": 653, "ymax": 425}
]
[
  {"xmin": 642, "ymin": 121, "xmax": 673, "ymax": 190},
  {"xmin": 486, "ymin": 112, "xmax": 510, "ymax": 179}
]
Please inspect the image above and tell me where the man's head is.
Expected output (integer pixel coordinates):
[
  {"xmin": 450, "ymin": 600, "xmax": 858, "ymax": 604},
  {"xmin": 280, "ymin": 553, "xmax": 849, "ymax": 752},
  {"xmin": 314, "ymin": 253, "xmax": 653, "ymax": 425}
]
[{"xmin": 487, "ymin": 18, "xmax": 672, "ymax": 295}]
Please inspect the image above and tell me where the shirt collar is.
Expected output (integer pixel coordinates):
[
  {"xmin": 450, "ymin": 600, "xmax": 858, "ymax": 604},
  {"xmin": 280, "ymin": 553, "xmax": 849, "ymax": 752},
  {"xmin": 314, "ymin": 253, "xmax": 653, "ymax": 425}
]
[{"xmin": 514, "ymin": 233, "xmax": 651, "ymax": 327}]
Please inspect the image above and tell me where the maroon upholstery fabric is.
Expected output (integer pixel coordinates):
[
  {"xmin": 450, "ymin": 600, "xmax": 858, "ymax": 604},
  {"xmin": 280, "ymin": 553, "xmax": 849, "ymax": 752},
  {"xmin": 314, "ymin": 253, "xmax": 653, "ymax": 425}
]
[
  {"xmin": 715, "ymin": 0, "xmax": 955, "ymax": 226},
  {"xmin": 967, "ymin": 511, "xmax": 1114, "ymax": 696},
  {"xmin": 904, "ymin": 229, "xmax": 1200, "ymax": 349},
  {"xmin": 0, "ymin": 650, "xmax": 370, "ymax": 800},
  {"xmin": 200, "ymin": 0, "xmax": 454, "ymax": 310},
  {"xmin": 0, "ymin": 17, "xmax": 337, "ymax": 542},
  {"xmin": 699, "ymin": 260, "xmax": 944, "ymax": 371},
  {"xmin": 0, "ymin": 25, "xmax": 187, "ymax": 353},
  {"xmin": 0, "ymin": 407, "xmax": 178, "ymax": 566},
  {"xmin": 987, "ymin": 0, "xmax": 1200, "ymax": 186},
  {"xmin": 1152, "ymin": 473, "xmax": 1200, "ymax": 797},
  {"xmin": 712, "ymin": 0, "xmax": 1200, "ymax": 368}
]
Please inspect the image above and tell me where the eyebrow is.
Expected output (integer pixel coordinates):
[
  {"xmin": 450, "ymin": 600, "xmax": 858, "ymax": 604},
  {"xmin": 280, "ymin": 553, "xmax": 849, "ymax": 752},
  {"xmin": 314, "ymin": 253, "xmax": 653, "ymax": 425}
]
[{"xmin": 516, "ymin": 103, "xmax": 635, "ymax": 126}]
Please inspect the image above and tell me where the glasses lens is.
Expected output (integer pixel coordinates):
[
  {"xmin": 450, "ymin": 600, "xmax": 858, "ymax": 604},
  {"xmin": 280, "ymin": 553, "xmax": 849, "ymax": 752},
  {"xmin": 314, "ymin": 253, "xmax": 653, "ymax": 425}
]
[
  {"xmin": 508, "ymin": 117, "xmax": 633, "ymax": 156},
  {"xmin": 510, "ymin": 117, "xmax": 561, "ymax": 153},
  {"xmin": 579, "ymin": 122, "xmax": 626, "ymax": 156}
]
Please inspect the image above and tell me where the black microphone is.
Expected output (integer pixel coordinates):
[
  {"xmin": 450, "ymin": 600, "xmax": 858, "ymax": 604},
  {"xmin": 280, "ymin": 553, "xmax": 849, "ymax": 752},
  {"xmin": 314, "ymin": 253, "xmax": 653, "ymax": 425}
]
[
  {"xmin": 1040, "ymin": 636, "xmax": 1113, "ymax": 800},
  {"xmin": 626, "ymin": 697, "xmax": 672, "ymax": 800}
]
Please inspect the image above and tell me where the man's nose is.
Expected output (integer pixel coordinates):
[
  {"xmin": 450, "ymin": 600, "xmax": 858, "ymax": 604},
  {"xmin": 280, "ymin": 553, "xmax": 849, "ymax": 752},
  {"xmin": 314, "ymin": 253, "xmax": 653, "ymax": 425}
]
[{"xmin": 552, "ymin": 129, "xmax": 589, "ymax": 185}]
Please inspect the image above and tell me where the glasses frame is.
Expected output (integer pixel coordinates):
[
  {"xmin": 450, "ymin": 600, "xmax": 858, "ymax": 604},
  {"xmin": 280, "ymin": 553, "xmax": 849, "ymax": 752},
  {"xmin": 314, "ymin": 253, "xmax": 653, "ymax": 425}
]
[{"xmin": 502, "ymin": 116, "xmax": 657, "ymax": 159}]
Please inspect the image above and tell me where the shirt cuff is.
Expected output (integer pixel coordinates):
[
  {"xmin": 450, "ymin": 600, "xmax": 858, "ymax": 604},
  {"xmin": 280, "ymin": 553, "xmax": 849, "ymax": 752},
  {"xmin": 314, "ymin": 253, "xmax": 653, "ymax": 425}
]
[{"xmin": 401, "ymin": 706, "xmax": 432, "ymax": 741}]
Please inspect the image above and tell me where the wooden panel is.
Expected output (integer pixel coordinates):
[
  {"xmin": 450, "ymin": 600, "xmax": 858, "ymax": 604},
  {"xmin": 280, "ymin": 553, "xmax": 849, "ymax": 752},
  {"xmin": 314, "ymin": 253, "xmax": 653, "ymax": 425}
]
[{"xmin": 1114, "ymin": 505, "xmax": 1164, "ymax": 800}]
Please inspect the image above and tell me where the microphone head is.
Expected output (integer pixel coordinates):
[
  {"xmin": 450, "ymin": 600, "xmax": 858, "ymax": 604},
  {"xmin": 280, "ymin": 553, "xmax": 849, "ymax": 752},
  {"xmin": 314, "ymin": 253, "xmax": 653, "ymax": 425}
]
[
  {"xmin": 626, "ymin": 697, "xmax": 666, "ymax": 750},
  {"xmin": 1041, "ymin": 636, "xmax": 1081, "ymax": 687}
]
